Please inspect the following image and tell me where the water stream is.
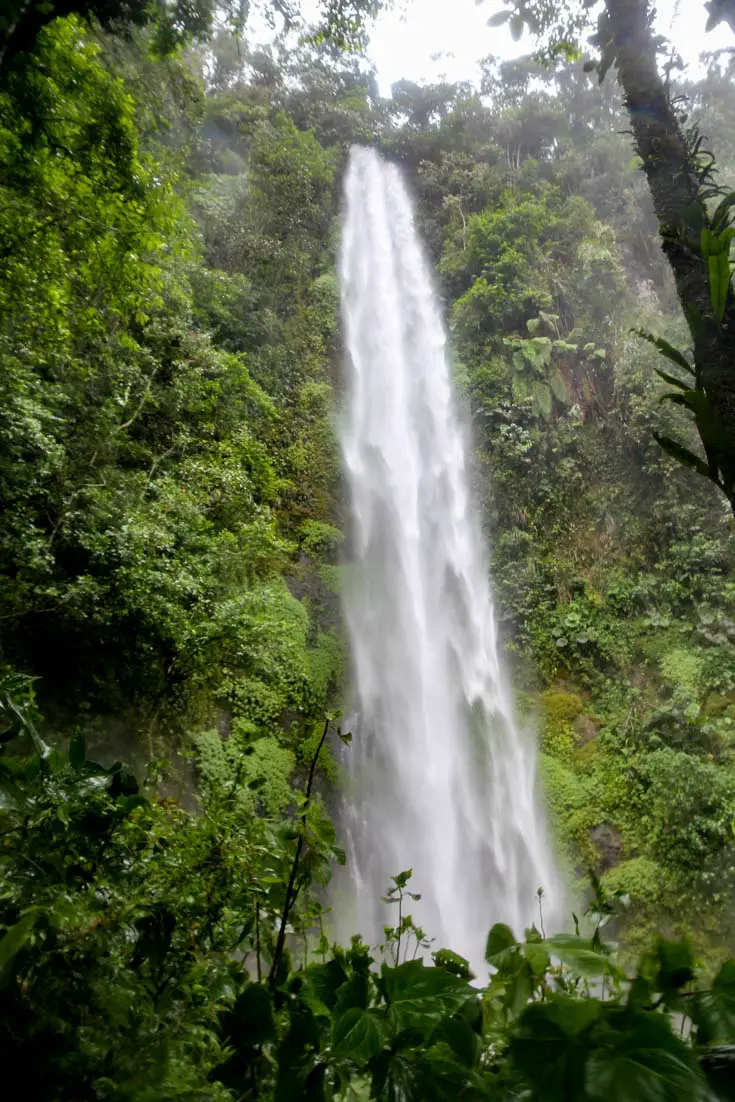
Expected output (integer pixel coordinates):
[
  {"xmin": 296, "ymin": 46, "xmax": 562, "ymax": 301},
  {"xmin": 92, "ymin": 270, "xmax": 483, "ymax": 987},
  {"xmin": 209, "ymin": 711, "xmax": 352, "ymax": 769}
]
[{"xmin": 337, "ymin": 146, "xmax": 561, "ymax": 970}]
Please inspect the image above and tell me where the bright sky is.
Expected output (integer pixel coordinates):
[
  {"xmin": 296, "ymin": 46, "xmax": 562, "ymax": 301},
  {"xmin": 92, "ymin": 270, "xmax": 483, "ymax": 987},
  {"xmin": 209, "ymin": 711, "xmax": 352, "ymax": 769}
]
[{"xmin": 366, "ymin": 0, "xmax": 734, "ymax": 95}]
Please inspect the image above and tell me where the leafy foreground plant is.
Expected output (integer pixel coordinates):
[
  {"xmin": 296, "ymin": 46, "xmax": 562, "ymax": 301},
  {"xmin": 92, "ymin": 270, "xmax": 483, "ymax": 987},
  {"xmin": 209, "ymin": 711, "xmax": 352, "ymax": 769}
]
[{"xmin": 2, "ymin": 680, "xmax": 735, "ymax": 1101}]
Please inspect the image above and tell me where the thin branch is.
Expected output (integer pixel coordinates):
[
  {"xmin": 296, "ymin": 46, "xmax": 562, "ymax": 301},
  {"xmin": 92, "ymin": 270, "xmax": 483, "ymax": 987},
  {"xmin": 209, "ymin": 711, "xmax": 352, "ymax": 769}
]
[{"xmin": 268, "ymin": 716, "xmax": 330, "ymax": 990}]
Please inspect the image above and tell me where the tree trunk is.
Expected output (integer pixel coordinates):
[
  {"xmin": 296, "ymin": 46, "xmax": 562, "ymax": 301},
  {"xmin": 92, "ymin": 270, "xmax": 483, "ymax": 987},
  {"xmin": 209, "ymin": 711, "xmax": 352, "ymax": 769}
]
[{"xmin": 606, "ymin": 0, "xmax": 735, "ymax": 509}]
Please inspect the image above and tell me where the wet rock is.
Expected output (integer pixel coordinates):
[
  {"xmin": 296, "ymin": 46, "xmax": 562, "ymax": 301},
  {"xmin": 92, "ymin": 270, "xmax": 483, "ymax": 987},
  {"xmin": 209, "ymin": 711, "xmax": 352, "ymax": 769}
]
[
  {"xmin": 574, "ymin": 712, "xmax": 601, "ymax": 744},
  {"xmin": 590, "ymin": 822, "xmax": 624, "ymax": 872}
]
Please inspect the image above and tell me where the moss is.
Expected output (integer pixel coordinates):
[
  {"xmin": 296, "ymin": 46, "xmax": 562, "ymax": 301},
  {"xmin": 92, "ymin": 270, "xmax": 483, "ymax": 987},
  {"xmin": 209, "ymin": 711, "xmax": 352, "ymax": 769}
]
[
  {"xmin": 540, "ymin": 690, "xmax": 585, "ymax": 761},
  {"xmin": 572, "ymin": 738, "xmax": 602, "ymax": 774},
  {"xmin": 306, "ymin": 630, "xmax": 345, "ymax": 709},
  {"xmin": 602, "ymin": 857, "xmax": 666, "ymax": 908},
  {"xmin": 542, "ymin": 690, "xmax": 585, "ymax": 724},
  {"xmin": 539, "ymin": 752, "xmax": 597, "ymax": 866},
  {"xmin": 702, "ymin": 692, "xmax": 735, "ymax": 720},
  {"xmin": 194, "ymin": 726, "xmax": 296, "ymax": 815},
  {"xmin": 659, "ymin": 647, "xmax": 704, "ymax": 704},
  {"xmin": 299, "ymin": 520, "xmax": 344, "ymax": 564}
]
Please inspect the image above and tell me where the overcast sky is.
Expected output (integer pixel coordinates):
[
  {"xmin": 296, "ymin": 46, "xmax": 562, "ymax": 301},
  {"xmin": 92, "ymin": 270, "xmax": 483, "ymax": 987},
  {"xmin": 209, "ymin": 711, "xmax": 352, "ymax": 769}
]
[{"xmin": 364, "ymin": 0, "xmax": 734, "ymax": 95}]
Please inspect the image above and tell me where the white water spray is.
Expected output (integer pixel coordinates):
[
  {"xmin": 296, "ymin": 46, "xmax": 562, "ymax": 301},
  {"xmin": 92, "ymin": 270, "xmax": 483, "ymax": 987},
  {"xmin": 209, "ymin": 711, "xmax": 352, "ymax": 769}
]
[{"xmin": 336, "ymin": 147, "xmax": 562, "ymax": 970}]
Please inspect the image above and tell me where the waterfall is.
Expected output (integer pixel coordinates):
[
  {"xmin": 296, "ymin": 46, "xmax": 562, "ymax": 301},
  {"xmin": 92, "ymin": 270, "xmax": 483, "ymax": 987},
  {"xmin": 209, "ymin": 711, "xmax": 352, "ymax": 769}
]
[{"xmin": 336, "ymin": 146, "xmax": 562, "ymax": 971}]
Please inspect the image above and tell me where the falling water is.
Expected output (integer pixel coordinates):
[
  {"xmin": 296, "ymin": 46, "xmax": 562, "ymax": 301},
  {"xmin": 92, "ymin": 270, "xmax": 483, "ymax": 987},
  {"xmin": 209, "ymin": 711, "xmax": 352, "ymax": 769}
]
[{"xmin": 336, "ymin": 146, "xmax": 562, "ymax": 971}]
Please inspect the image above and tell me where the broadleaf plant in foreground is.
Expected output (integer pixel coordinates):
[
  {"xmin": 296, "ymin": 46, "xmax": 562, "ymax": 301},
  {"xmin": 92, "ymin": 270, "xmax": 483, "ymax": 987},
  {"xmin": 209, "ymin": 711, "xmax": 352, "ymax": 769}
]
[{"xmin": 1, "ymin": 677, "xmax": 735, "ymax": 1101}]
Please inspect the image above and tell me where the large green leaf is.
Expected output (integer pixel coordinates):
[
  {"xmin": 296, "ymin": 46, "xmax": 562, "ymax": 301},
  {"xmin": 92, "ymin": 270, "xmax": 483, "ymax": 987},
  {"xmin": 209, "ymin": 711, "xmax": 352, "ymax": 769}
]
[
  {"xmin": 332, "ymin": 1007, "xmax": 387, "ymax": 1062},
  {"xmin": 653, "ymin": 940, "xmax": 694, "ymax": 1001},
  {"xmin": 654, "ymin": 368, "xmax": 692, "ymax": 392},
  {"xmin": 700, "ymin": 1046, "xmax": 735, "ymax": 1101},
  {"xmin": 511, "ymin": 372, "xmax": 532, "ymax": 404},
  {"xmin": 709, "ymin": 250, "xmax": 732, "ymax": 324},
  {"xmin": 485, "ymin": 922, "xmax": 517, "ymax": 963},
  {"xmin": 0, "ymin": 912, "xmax": 37, "ymax": 973},
  {"xmin": 545, "ymin": 934, "xmax": 619, "ymax": 979},
  {"xmin": 585, "ymin": 1010, "xmax": 707, "ymax": 1102},
  {"xmin": 530, "ymin": 379, "xmax": 552, "ymax": 420},
  {"xmin": 712, "ymin": 191, "xmax": 735, "ymax": 231},
  {"xmin": 653, "ymin": 433, "xmax": 712, "ymax": 478},
  {"xmin": 692, "ymin": 960, "xmax": 735, "ymax": 1044},
  {"xmin": 434, "ymin": 1015, "xmax": 481, "ymax": 1068},
  {"xmin": 334, "ymin": 971, "xmax": 370, "ymax": 1018},
  {"xmin": 303, "ymin": 959, "xmax": 349, "ymax": 1015},
  {"xmin": 275, "ymin": 1004, "xmax": 324, "ymax": 1102},
  {"xmin": 372, "ymin": 1045, "xmax": 472, "ymax": 1102},
  {"xmin": 219, "ymin": 983, "xmax": 276, "ymax": 1055},
  {"xmin": 510, "ymin": 997, "xmax": 601, "ymax": 1100},
  {"xmin": 381, "ymin": 960, "xmax": 473, "ymax": 1030},
  {"xmin": 432, "ymin": 948, "xmax": 473, "ymax": 980},
  {"xmin": 68, "ymin": 732, "xmax": 86, "ymax": 770},
  {"xmin": 633, "ymin": 329, "xmax": 694, "ymax": 375},
  {"xmin": 549, "ymin": 365, "xmax": 570, "ymax": 404}
]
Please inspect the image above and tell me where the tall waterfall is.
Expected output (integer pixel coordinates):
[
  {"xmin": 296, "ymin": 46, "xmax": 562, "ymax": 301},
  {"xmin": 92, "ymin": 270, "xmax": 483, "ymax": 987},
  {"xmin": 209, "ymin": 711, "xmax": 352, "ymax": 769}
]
[{"xmin": 337, "ymin": 146, "xmax": 561, "ymax": 970}]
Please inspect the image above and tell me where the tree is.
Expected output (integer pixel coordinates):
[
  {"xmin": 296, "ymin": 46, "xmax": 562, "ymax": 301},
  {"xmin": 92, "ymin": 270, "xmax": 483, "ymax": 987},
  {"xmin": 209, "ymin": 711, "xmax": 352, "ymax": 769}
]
[
  {"xmin": 492, "ymin": 0, "xmax": 735, "ymax": 515},
  {"xmin": 0, "ymin": 0, "xmax": 381, "ymax": 84},
  {"xmin": 0, "ymin": 0, "xmax": 207, "ymax": 78}
]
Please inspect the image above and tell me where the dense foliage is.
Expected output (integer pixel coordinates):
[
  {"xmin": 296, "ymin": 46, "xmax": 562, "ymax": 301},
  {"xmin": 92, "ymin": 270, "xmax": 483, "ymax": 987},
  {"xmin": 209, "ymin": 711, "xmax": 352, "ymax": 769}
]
[
  {"xmin": 2, "ymin": 2, "xmax": 735, "ymax": 1098},
  {"xmin": 5, "ymin": 683, "xmax": 735, "ymax": 1102}
]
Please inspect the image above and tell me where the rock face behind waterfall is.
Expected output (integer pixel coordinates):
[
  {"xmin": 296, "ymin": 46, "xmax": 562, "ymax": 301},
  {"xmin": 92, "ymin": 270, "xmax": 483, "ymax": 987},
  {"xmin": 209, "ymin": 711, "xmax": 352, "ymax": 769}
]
[{"xmin": 335, "ymin": 146, "xmax": 563, "ymax": 971}]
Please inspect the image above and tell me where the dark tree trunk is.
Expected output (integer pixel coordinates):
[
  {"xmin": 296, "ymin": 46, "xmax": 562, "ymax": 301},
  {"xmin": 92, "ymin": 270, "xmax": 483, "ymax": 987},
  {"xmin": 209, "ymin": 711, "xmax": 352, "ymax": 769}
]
[{"xmin": 606, "ymin": 0, "xmax": 735, "ymax": 511}]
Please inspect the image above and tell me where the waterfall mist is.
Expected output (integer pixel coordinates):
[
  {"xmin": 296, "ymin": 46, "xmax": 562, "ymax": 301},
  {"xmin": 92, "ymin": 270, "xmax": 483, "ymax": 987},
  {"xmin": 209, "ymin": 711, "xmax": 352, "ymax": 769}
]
[{"xmin": 336, "ymin": 146, "xmax": 562, "ymax": 970}]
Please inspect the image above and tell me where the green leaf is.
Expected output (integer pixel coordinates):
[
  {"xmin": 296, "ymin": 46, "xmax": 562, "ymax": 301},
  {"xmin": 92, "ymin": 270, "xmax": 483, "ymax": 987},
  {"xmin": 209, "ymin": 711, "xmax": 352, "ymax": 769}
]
[
  {"xmin": 486, "ymin": 922, "xmax": 517, "ymax": 962},
  {"xmin": 654, "ymin": 368, "xmax": 691, "ymax": 392},
  {"xmin": 392, "ymin": 869, "xmax": 413, "ymax": 890},
  {"xmin": 633, "ymin": 329, "xmax": 694, "ymax": 375},
  {"xmin": 692, "ymin": 959, "xmax": 735, "ymax": 1044},
  {"xmin": 334, "ymin": 971, "xmax": 370, "ymax": 1018},
  {"xmin": 68, "ymin": 732, "xmax": 86, "ymax": 770},
  {"xmin": 549, "ymin": 366, "xmax": 570, "ymax": 404},
  {"xmin": 0, "ymin": 913, "xmax": 37, "ymax": 972},
  {"xmin": 223, "ymin": 983, "xmax": 276, "ymax": 1049},
  {"xmin": 531, "ymin": 379, "xmax": 552, "ymax": 420},
  {"xmin": 370, "ymin": 1051, "xmax": 429, "ymax": 1102},
  {"xmin": 487, "ymin": 10, "xmax": 512, "ymax": 27},
  {"xmin": 510, "ymin": 997, "xmax": 601, "ymax": 1099},
  {"xmin": 654, "ymin": 939, "xmax": 694, "ymax": 998},
  {"xmin": 118, "ymin": 794, "xmax": 147, "ymax": 815},
  {"xmin": 506, "ymin": 961, "xmax": 534, "ymax": 1017},
  {"xmin": 381, "ymin": 960, "xmax": 473, "ymax": 1029},
  {"xmin": 653, "ymin": 433, "xmax": 712, "ymax": 478},
  {"xmin": 275, "ymin": 1004, "xmax": 324, "ymax": 1102},
  {"xmin": 511, "ymin": 373, "xmax": 532, "ymax": 404},
  {"xmin": 523, "ymin": 941, "xmax": 551, "ymax": 978},
  {"xmin": 660, "ymin": 390, "xmax": 707, "ymax": 416},
  {"xmin": 435, "ymin": 1015, "xmax": 481, "ymax": 1067},
  {"xmin": 544, "ymin": 935, "xmax": 617, "ymax": 978},
  {"xmin": 303, "ymin": 959, "xmax": 348, "ymax": 1014},
  {"xmin": 712, "ymin": 191, "xmax": 735, "ymax": 231},
  {"xmin": 709, "ymin": 250, "xmax": 731, "ymax": 323},
  {"xmin": 710, "ymin": 227, "xmax": 735, "ymax": 255},
  {"xmin": 432, "ymin": 948, "xmax": 474, "ymax": 980},
  {"xmin": 509, "ymin": 13, "xmax": 524, "ymax": 41},
  {"xmin": 585, "ymin": 1010, "xmax": 706, "ymax": 1102},
  {"xmin": 332, "ymin": 1007, "xmax": 387, "ymax": 1062}
]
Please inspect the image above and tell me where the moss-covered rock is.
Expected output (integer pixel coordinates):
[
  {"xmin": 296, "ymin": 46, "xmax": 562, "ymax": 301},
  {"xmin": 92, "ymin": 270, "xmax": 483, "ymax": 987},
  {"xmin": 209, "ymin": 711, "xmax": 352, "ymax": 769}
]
[{"xmin": 540, "ymin": 690, "xmax": 585, "ymax": 761}]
